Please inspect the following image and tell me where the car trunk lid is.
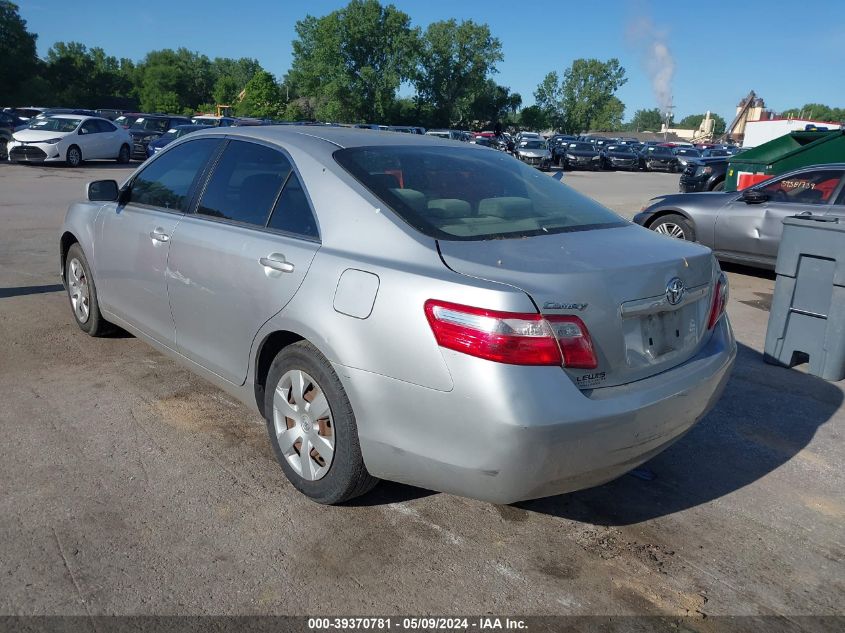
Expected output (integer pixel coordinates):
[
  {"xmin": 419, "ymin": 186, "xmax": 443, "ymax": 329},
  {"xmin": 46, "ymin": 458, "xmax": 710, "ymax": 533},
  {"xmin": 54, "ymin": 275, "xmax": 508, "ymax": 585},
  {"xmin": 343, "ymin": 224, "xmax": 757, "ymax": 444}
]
[{"xmin": 437, "ymin": 224, "xmax": 716, "ymax": 389}]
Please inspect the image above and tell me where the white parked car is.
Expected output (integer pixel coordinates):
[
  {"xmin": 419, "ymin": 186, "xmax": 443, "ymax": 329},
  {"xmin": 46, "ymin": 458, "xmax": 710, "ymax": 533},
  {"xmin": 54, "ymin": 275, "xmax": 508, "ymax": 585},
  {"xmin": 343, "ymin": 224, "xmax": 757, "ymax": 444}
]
[{"xmin": 7, "ymin": 115, "xmax": 132, "ymax": 167}]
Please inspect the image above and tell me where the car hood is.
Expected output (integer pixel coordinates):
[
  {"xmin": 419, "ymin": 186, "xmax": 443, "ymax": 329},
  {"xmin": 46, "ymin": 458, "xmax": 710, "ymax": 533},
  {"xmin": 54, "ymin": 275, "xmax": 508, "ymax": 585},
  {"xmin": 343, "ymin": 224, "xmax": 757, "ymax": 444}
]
[
  {"xmin": 518, "ymin": 149, "xmax": 547, "ymax": 156},
  {"xmin": 13, "ymin": 128, "xmax": 72, "ymax": 142},
  {"xmin": 605, "ymin": 152, "xmax": 637, "ymax": 159},
  {"xmin": 567, "ymin": 150, "xmax": 600, "ymax": 157},
  {"xmin": 645, "ymin": 191, "xmax": 735, "ymax": 212},
  {"xmin": 646, "ymin": 154, "xmax": 675, "ymax": 161},
  {"xmin": 438, "ymin": 224, "xmax": 716, "ymax": 388}
]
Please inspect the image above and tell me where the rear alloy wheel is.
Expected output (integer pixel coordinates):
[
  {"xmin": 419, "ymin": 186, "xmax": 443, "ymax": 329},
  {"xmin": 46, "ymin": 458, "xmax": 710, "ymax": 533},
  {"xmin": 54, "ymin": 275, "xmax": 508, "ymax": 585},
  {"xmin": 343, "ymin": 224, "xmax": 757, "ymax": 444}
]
[
  {"xmin": 650, "ymin": 214, "xmax": 695, "ymax": 241},
  {"xmin": 66, "ymin": 145, "xmax": 82, "ymax": 167},
  {"xmin": 117, "ymin": 144, "xmax": 130, "ymax": 164},
  {"xmin": 265, "ymin": 341, "xmax": 378, "ymax": 504}
]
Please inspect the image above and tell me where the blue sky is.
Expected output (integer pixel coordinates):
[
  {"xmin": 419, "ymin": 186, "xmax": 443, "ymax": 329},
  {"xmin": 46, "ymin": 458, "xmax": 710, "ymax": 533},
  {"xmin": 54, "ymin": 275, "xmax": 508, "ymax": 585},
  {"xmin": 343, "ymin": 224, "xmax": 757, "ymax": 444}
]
[{"xmin": 19, "ymin": 0, "xmax": 845, "ymax": 122}]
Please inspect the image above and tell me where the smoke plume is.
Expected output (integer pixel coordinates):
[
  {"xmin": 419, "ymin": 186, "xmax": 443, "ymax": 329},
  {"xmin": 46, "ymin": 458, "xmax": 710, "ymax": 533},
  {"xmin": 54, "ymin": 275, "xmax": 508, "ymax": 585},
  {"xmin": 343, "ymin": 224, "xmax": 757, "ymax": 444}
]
[{"xmin": 627, "ymin": 15, "xmax": 675, "ymax": 118}]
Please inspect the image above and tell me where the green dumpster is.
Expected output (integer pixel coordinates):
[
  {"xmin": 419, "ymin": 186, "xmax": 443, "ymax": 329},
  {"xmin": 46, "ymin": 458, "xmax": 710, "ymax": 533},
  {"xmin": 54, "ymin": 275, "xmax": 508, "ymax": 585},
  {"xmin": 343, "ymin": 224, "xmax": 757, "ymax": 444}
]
[{"xmin": 725, "ymin": 130, "xmax": 845, "ymax": 192}]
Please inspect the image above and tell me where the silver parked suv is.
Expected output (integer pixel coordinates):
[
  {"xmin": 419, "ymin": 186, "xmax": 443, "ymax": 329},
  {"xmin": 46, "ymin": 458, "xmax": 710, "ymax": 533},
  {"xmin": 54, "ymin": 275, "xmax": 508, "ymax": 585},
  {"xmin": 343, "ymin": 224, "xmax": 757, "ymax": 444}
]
[{"xmin": 60, "ymin": 127, "xmax": 736, "ymax": 504}]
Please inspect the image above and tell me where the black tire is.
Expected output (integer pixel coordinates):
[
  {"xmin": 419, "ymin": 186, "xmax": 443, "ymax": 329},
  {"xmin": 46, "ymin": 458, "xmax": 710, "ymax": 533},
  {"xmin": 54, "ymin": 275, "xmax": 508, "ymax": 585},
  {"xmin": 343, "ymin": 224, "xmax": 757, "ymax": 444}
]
[
  {"xmin": 649, "ymin": 213, "xmax": 696, "ymax": 241},
  {"xmin": 264, "ymin": 341, "xmax": 378, "ymax": 504},
  {"xmin": 0, "ymin": 138, "xmax": 8, "ymax": 161},
  {"xmin": 66, "ymin": 145, "xmax": 82, "ymax": 167},
  {"xmin": 117, "ymin": 144, "xmax": 130, "ymax": 164},
  {"xmin": 65, "ymin": 243, "xmax": 113, "ymax": 336},
  {"xmin": 711, "ymin": 180, "xmax": 725, "ymax": 192}
]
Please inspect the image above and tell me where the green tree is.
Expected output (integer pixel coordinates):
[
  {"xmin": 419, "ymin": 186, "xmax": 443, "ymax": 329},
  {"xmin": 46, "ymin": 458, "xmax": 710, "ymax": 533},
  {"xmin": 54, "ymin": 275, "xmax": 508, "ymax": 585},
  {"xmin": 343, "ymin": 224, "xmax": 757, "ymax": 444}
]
[
  {"xmin": 136, "ymin": 48, "xmax": 215, "ymax": 113},
  {"xmin": 0, "ymin": 1, "xmax": 39, "ymax": 103},
  {"xmin": 780, "ymin": 104, "xmax": 845, "ymax": 122},
  {"xmin": 414, "ymin": 19, "xmax": 503, "ymax": 127},
  {"xmin": 559, "ymin": 58, "xmax": 627, "ymax": 133},
  {"xmin": 677, "ymin": 112, "xmax": 726, "ymax": 135},
  {"xmin": 468, "ymin": 80, "xmax": 521, "ymax": 129},
  {"xmin": 625, "ymin": 107, "xmax": 664, "ymax": 132},
  {"xmin": 237, "ymin": 70, "xmax": 284, "ymax": 118},
  {"xmin": 44, "ymin": 42, "xmax": 134, "ymax": 108},
  {"xmin": 590, "ymin": 96, "xmax": 625, "ymax": 131},
  {"xmin": 519, "ymin": 105, "xmax": 549, "ymax": 131},
  {"xmin": 288, "ymin": 0, "xmax": 419, "ymax": 122},
  {"xmin": 533, "ymin": 71, "xmax": 564, "ymax": 130}
]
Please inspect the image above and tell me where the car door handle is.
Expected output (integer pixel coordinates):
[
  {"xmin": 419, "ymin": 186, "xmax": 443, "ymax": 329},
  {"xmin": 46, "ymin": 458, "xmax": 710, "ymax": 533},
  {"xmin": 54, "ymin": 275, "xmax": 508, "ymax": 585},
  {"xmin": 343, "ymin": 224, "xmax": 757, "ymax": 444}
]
[
  {"xmin": 259, "ymin": 255, "xmax": 295, "ymax": 273},
  {"xmin": 150, "ymin": 230, "xmax": 170, "ymax": 242}
]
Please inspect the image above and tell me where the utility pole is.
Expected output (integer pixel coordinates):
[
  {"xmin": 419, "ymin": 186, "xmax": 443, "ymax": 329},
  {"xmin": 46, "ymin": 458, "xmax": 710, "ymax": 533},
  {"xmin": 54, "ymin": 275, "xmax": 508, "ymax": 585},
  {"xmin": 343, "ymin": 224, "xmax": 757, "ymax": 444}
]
[{"xmin": 663, "ymin": 101, "xmax": 675, "ymax": 141}]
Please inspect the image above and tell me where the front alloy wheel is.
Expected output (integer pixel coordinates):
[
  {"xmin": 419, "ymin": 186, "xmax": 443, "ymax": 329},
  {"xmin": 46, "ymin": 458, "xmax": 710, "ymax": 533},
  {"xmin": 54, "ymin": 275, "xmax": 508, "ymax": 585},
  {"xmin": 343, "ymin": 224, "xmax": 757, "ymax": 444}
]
[
  {"xmin": 66, "ymin": 146, "xmax": 82, "ymax": 167},
  {"xmin": 650, "ymin": 213, "xmax": 695, "ymax": 242},
  {"xmin": 67, "ymin": 257, "xmax": 90, "ymax": 323}
]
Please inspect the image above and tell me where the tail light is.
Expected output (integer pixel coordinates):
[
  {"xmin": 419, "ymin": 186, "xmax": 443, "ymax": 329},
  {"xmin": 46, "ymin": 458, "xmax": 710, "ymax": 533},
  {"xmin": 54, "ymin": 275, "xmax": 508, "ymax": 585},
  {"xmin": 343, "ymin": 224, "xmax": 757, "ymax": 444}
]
[
  {"xmin": 424, "ymin": 300, "xmax": 597, "ymax": 368},
  {"xmin": 707, "ymin": 272, "xmax": 729, "ymax": 329}
]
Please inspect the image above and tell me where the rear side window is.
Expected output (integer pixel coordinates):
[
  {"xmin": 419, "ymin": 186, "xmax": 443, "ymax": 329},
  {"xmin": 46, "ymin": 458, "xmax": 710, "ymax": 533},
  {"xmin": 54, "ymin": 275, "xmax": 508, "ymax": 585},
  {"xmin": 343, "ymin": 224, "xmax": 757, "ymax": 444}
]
[
  {"xmin": 334, "ymin": 146, "xmax": 624, "ymax": 241},
  {"xmin": 129, "ymin": 138, "xmax": 220, "ymax": 212},
  {"xmin": 95, "ymin": 119, "xmax": 117, "ymax": 133},
  {"xmin": 268, "ymin": 173, "xmax": 319, "ymax": 239},
  {"xmin": 197, "ymin": 140, "xmax": 291, "ymax": 226}
]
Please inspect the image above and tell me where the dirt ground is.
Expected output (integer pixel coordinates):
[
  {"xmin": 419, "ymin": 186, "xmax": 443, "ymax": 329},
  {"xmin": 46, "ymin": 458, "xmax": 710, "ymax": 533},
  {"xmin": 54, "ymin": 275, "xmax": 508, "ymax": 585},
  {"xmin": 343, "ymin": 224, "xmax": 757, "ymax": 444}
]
[{"xmin": 0, "ymin": 160, "xmax": 842, "ymax": 624}]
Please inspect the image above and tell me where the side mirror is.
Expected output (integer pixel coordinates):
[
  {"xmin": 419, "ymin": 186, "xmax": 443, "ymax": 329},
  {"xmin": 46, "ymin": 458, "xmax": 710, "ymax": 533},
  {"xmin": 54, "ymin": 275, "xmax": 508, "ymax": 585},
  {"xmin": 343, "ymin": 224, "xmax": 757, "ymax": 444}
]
[
  {"xmin": 87, "ymin": 179, "xmax": 119, "ymax": 202},
  {"xmin": 741, "ymin": 189, "xmax": 768, "ymax": 204}
]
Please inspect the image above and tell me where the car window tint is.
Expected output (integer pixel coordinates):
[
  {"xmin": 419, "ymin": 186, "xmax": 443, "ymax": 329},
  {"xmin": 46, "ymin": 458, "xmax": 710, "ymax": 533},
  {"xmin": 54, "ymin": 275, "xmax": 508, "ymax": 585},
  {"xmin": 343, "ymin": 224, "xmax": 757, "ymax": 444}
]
[
  {"xmin": 81, "ymin": 120, "xmax": 99, "ymax": 134},
  {"xmin": 95, "ymin": 119, "xmax": 116, "ymax": 133},
  {"xmin": 197, "ymin": 140, "xmax": 291, "ymax": 226},
  {"xmin": 760, "ymin": 170, "xmax": 845, "ymax": 205},
  {"xmin": 129, "ymin": 138, "xmax": 220, "ymax": 212},
  {"xmin": 267, "ymin": 173, "xmax": 319, "ymax": 239}
]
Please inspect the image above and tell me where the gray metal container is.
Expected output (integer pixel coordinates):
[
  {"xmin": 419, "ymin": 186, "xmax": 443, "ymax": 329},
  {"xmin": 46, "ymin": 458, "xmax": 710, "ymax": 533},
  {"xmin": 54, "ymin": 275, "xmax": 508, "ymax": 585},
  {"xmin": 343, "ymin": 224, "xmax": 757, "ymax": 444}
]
[{"xmin": 764, "ymin": 215, "xmax": 845, "ymax": 381}]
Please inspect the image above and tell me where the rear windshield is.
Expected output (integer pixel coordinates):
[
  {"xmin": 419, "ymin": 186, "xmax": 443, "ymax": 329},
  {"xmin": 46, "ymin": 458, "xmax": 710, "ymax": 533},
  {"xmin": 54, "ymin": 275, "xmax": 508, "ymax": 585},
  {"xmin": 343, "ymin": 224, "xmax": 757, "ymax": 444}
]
[{"xmin": 334, "ymin": 146, "xmax": 625, "ymax": 241}]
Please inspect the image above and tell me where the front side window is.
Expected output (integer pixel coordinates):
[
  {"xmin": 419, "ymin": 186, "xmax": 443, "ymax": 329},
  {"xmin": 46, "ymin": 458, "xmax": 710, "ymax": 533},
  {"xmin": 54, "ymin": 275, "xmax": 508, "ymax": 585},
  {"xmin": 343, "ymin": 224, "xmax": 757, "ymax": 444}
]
[
  {"xmin": 129, "ymin": 138, "xmax": 221, "ymax": 212},
  {"xmin": 335, "ymin": 146, "xmax": 624, "ymax": 240},
  {"xmin": 759, "ymin": 169, "xmax": 844, "ymax": 205},
  {"xmin": 197, "ymin": 140, "xmax": 291, "ymax": 226}
]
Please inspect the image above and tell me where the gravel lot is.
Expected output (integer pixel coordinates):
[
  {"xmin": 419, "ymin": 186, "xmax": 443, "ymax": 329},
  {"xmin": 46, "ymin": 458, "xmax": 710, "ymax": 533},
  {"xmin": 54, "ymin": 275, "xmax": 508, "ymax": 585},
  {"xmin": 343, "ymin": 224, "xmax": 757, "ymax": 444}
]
[{"xmin": 0, "ymin": 160, "xmax": 842, "ymax": 621}]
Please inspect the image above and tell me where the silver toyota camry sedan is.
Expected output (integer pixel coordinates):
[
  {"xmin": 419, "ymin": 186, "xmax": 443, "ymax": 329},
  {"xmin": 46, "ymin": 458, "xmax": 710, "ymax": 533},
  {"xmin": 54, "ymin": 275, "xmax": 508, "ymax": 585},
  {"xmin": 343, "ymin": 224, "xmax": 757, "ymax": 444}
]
[{"xmin": 59, "ymin": 126, "xmax": 736, "ymax": 504}]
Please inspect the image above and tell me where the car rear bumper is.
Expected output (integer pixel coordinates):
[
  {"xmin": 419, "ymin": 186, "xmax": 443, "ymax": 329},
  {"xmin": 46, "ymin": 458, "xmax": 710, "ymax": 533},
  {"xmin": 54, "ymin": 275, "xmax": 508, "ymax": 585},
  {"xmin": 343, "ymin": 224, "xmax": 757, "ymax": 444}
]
[{"xmin": 340, "ymin": 316, "xmax": 736, "ymax": 503}]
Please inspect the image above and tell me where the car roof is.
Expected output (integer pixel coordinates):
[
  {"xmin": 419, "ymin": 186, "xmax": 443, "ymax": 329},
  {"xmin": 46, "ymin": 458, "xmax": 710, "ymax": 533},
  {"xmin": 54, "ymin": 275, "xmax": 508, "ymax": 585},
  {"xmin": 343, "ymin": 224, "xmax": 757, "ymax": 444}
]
[
  {"xmin": 43, "ymin": 114, "xmax": 96, "ymax": 121},
  {"xmin": 191, "ymin": 125, "xmax": 476, "ymax": 151}
]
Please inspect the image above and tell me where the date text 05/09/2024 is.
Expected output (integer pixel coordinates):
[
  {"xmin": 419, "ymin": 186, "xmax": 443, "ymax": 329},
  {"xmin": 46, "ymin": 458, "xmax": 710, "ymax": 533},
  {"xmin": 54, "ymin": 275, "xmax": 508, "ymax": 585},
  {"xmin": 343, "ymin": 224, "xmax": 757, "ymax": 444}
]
[{"xmin": 307, "ymin": 617, "xmax": 528, "ymax": 630}]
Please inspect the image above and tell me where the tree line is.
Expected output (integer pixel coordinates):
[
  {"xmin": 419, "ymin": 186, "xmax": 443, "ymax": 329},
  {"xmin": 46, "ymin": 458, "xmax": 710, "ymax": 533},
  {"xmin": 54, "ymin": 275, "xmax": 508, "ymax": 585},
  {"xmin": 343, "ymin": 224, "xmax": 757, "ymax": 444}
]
[{"xmin": 2, "ymin": 0, "xmax": 841, "ymax": 132}]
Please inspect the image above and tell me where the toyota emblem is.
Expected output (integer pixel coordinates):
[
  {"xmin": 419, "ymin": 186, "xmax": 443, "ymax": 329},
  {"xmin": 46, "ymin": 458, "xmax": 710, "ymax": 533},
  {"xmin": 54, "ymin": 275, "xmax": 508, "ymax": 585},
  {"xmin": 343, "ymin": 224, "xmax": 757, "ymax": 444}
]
[{"xmin": 666, "ymin": 277, "xmax": 685, "ymax": 306}]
